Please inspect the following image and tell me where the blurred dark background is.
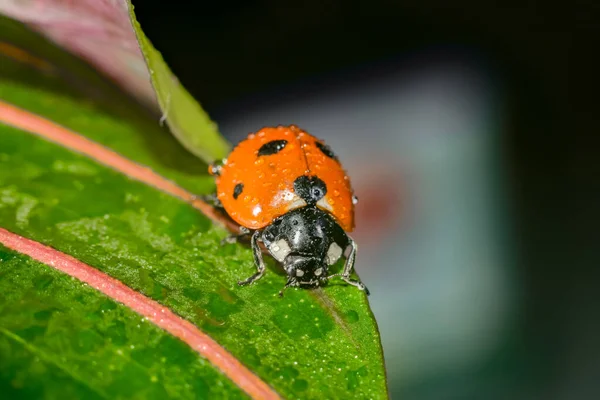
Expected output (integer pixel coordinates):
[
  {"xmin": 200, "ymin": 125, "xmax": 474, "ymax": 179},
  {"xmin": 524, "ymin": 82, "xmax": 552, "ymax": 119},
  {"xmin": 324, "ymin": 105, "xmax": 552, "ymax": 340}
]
[{"xmin": 136, "ymin": 1, "xmax": 599, "ymax": 399}]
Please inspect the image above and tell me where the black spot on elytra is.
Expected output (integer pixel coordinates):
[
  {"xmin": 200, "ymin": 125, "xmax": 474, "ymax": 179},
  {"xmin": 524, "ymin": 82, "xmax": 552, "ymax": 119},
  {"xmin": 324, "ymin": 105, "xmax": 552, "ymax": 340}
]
[
  {"xmin": 257, "ymin": 140, "xmax": 288, "ymax": 156},
  {"xmin": 294, "ymin": 175, "xmax": 327, "ymax": 204},
  {"xmin": 315, "ymin": 141, "xmax": 337, "ymax": 160},
  {"xmin": 233, "ymin": 183, "xmax": 244, "ymax": 199}
]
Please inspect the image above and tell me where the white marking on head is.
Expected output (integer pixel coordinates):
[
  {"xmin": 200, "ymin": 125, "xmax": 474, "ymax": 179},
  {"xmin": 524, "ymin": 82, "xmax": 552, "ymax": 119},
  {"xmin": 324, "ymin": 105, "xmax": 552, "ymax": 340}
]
[
  {"xmin": 293, "ymin": 229, "xmax": 302, "ymax": 243},
  {"xmin": 314, "ymin": 267, "xmax": 323, "ymax": 276},
  {"xmin": 296, "ymin": 269, "xmax": 304, "ymax": 277},
  {"xmin": 282, "ymin": 190, "xmax": 295, "ymax": 201},
  {"xmin": 268, "ymin": 239, "xmax": 291, "ymax": 262},
  {"xmin": 317, "ymin": 197, "xmax": 334, "ymax": 212},
  {"xmin": 289, "ymin": 196, "xmax": 307, "ymax": 209},
  {"xmin": 326, "ymin": 242, "xmax": 343, "ymax": 265},
  {"xmin": 277, "ymin": 192, "xmax": 306, "ymax": 210}
]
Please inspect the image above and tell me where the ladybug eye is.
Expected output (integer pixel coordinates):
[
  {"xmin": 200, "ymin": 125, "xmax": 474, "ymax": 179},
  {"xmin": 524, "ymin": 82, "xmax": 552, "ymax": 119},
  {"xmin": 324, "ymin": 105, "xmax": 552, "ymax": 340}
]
[
  {"xmin": 258, "ymin": 140, "xmax": 288, "ymax": 156},
  {"xmin": 315, "ymin": 141, "xmax": 338, "ymax": 160}
]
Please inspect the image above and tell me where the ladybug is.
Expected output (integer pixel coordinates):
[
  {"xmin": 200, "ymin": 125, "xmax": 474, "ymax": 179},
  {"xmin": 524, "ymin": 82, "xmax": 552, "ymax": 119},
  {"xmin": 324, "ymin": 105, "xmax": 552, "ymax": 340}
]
[{"xmin": 208, "ymin": 125, "xmax": 368, "ymax": 295}]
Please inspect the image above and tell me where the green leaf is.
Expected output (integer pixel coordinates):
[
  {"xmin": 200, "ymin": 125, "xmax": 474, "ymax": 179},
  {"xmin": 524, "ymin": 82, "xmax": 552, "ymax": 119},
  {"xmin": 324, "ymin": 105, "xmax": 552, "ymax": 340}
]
[
  {"xmin": 0, "ymin": 0, "xmax": 160, "ymax": 110},
  {"xmin": 0, "ymin": 246, "xmax": 247, "ymax": 400},
  {"xmin": 126, "ymin": 1, "xmax": 231, "ymax": 164},
  {"xmin": 0, "ymin": 13, "xmax": 388, "ymax": 399}
]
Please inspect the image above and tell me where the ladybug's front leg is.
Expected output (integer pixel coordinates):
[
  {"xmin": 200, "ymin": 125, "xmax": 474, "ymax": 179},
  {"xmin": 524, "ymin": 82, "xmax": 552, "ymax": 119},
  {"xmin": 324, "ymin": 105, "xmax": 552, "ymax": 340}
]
[
  {"xmin": 333, "ymin": 238, "xmax": 370, "ymax": 295},
  {"xmin": 238, "ymin": 230, "xmax": 266, "ymax": 286},
  {"xmin": 278, "ymin": 277, "xmax": 298, "ymax": 297}
]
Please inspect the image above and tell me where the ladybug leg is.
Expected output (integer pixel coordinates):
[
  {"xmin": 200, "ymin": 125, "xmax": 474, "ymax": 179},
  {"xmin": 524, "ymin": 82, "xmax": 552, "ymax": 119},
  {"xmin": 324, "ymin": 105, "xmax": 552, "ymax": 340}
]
[
  {"xmin": 238, "ymin": 230, "xmax": 266, "ymax": 286},
  {"xmin": 221, "ymin": 226, "xmax": 251, "ymax": 245},
  {"xmin": 193, "ymin": 193, "xmax": 223, "ymax": 209},
  {"xmin": 328, "ymin": 238, "xmax": 370, "ymax": 295},
  {"xmin": 208, "ymin": 160, "xmax": 225, "ymax": 176},
  {"xmin": 278, "ymin": 278, "xmax": 298, "ymax": 297}
]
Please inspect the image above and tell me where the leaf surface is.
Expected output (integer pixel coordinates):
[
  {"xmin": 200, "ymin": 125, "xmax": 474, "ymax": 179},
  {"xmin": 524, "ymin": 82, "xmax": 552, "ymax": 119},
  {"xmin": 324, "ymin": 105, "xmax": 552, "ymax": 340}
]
[
  {"xmin": 0, "ymin": 245, "xmax": 246, "ymax": 399},
  {"xmin": 0, "ymin": 13, "xmax": 388, "ymax": 400},
  {"xmin": 0, "ymin": 0, "xmax": 158, "ymax": 110}
]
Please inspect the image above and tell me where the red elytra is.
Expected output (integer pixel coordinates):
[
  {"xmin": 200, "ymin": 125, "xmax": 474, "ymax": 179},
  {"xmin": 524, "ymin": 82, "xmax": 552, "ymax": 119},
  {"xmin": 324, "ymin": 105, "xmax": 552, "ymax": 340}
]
[{"xmin": 211, "ymin": 125, "xmax": 355, "ymax": 232}]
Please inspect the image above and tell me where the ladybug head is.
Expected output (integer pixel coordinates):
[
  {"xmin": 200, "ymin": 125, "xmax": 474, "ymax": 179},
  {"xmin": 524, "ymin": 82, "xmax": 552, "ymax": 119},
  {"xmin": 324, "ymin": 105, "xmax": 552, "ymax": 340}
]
[
  {"xmin": 283, "ymin": 253, "xmax": 329, "ymax": 286},
  {"xmin": 261, "ymin": 206, "xmax": 350, "ymax": 291}
]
